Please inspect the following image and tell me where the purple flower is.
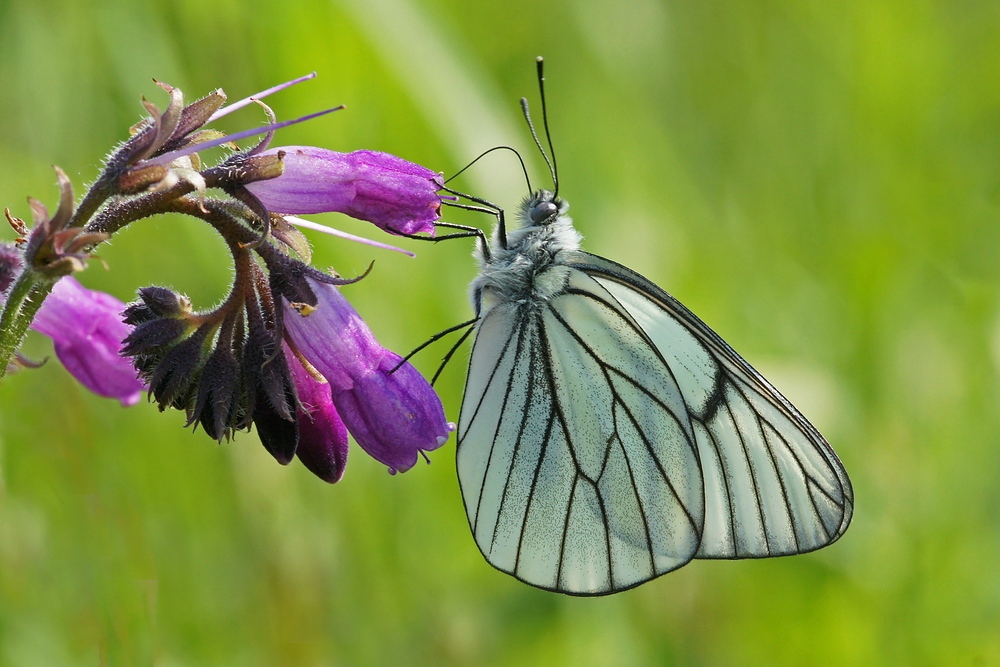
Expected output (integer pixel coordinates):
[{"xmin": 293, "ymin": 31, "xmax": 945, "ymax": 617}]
[
  {"xmin": 284, "ymin": 344, "xmax": 349, "ymax": 483},
  {"xmin": 245, "ymin": 147, "xmax": 443, "ymax": 236},
  {"xmin": 282, "ymin": 278, "xmax": 451, "ymax": 474},
  {"xmin": 0, "ymin": 243, "xmax": 21, "ymax": 293},
  {"xmin": 30, "ymin": 277, "xmax": 145, "ymax": 406}
]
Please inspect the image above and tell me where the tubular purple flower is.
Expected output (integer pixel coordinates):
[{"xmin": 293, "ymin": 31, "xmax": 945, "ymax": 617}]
[
  {"xmin": 245, "ymin": 147, "xmax": 443, "ymax": 236},
  {"xmin": 282, "ymin": 279, "xmax": 451, "ymax": 474},
  {"xmin": 30, "ymin": 277, "xmax": 145, "ymax": 406},
  {"xmin": 331, "ymin": 351, "xmax": 451, "ymax": 474},
  {"xmin": 284, "ymin": 344, "xmax": 349, "ymax": 483}
]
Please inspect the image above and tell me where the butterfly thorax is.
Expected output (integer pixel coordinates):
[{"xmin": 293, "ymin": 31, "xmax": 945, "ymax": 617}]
[{"xmin": 470, "ymin": 190, "xmax": 582, "ymax": 317}]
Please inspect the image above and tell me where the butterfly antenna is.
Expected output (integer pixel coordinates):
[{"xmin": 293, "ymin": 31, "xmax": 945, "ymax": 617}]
[
  {"xmin": 445, "ymin": 145, "xmax": 532, "ymax": 195},
  {"xmin": 521, "ymin": 98, "xmax": 557, "ymax": 194},
  {"xmin": 535, "ymin": 56, "xmax": 559, "ymax": 197}
]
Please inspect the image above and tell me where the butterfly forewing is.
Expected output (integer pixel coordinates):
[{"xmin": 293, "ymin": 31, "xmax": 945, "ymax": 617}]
[
  {"xmin": 458, "ymin": 276, "xmax": 707, "ymax": 595},
  {"xmin": 456, "ymin": 302, "xmax": 521, "ymax": 515}
]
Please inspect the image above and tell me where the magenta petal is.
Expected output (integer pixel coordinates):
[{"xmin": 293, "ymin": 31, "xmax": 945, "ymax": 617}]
[
  {"xmin": 0, "ymin": 243, "xmax": 22, "ymax": 293},
  {"xmin": 345, "ymin": 150, "xmax": 442, "ymax": 236},
  {"xmin": 30, "ymin": 277, "xmax": 145, "ymax": 406},
  {"xmin": 331, "ymin": 352, "xmax": 449, "ymax": 474},
  {"xmin": 283, "ymin": 279, "xmax": 450, "ymax": 473},
  {"xmin": 245, "ymin": 147, "xmax": 442, "ymax": 236},
  {"xmin": 282, "ymin": 280, "xmax": 384, "ymax": 390},
  {"xmin": 248, "ymin": 146, "xmax": 355, "ymax": 216},
  {"xmin": 285, "ymin": 346, "xmax": 349, "ymax": 483}
]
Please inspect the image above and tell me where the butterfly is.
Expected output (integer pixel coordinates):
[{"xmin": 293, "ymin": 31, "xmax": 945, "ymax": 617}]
[{"xmin": 446, "ymin": 59, "xmax": 853, "ymax": 596}]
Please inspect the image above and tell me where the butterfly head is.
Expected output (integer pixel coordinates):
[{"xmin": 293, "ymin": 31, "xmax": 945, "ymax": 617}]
[{"xmin": 525, "ymin": 190, "xmax": 567, "ymax": 226}]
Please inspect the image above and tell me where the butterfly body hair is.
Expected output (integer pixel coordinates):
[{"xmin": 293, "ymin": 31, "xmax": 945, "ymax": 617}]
[{"xmin": 469, "ymin": 191, "xmax": 582, "ymax": 316}]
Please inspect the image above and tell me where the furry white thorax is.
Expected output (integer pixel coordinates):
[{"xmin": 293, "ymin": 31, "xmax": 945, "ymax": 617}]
[{"xmin": 469, "ymin": 191, "xmax": 583, "ymax": 317}]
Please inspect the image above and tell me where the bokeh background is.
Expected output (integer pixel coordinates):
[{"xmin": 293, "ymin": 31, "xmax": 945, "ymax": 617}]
[{"xmin": 0, "ymin": 0, "xmax": 998, "ymax": 664}]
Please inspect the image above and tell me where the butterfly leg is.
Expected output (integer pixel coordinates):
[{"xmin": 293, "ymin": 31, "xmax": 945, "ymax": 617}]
[
  {"xmin": 390, "ymin": 317, "xmax": 479, "ymax": 373},
  {"xmin": 394, "ymin": 216, "xmax": 493, "ymax": 261},
  {"xmin": 440, "ymin": 184, "xmax": 508, "ymax": 250},
  {"xmin": 431, "ymin": 324, "xmax": 476, "ymax": 385}
]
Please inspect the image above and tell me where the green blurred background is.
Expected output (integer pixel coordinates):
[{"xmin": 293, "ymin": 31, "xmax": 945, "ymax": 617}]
[{"xmin": 0, "ymin": 0, "xmax": 998, "ymax": 664}]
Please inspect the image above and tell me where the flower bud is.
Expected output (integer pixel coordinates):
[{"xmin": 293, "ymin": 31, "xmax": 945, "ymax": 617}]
[{"xmin": 286, "ymin": 347, "xmax": 348, "ymax": 483}]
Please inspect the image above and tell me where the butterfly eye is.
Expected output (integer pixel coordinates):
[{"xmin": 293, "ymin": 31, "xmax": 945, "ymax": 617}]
[{"xmin": 530, "ymin": 201, "xmax": 558, "ymax": 223}]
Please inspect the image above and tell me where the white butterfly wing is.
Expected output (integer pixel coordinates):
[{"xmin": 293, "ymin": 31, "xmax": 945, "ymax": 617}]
[
  {"xmin": 570, "ymin": 252, "xmax": 854, "ymax": 559},
  {"xmin": 457, "ymin": 252, "xmax": 852, "ymax": 596},
  {"xmin": 457, "ymin": 278, "xmax": 705, "ymax": 595}
]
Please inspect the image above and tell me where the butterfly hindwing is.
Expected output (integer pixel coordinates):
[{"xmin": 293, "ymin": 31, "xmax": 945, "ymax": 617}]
[{"xmin": 570, "ymin": 252, "xmax": 854, "ymax": 559}]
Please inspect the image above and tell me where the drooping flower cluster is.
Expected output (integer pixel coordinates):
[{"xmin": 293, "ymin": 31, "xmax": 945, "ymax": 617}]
[{"xmin": 0, "ymin": 76, "xmax": 453, "ymax": 482}]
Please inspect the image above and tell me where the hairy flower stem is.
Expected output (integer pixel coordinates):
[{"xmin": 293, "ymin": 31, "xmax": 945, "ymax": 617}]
[
  {"xmin": 0, "ymin": 180, "xmax": 217, "ymax": 376},
  {"xmin": 0, "ymin": 177, "xmax": 132, "ymax": 376},
  {"xmin": 85, "ymin": 184, "xmax": 198, "ymax": 236},
  {"xmin": 65, "ymin": 125, "xmax": 157, "ymax": 230},
  {"xmin": 65, "ymin": 178, "xmax": 116, "ymax": 230},
  {"xmin": 191, "ymin": 236, "xmax": 252, "ymax": 330},
  {"xmin": 161, "ymin": 197, "xmax": 261, "ymax": 248},
  {"xmin": 0, "ymin": 144, "xmax": 145, "ymax": 375},
  {"xmin": 0, "ymin": 274, "xmax": 51, "ymax": 379}
]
